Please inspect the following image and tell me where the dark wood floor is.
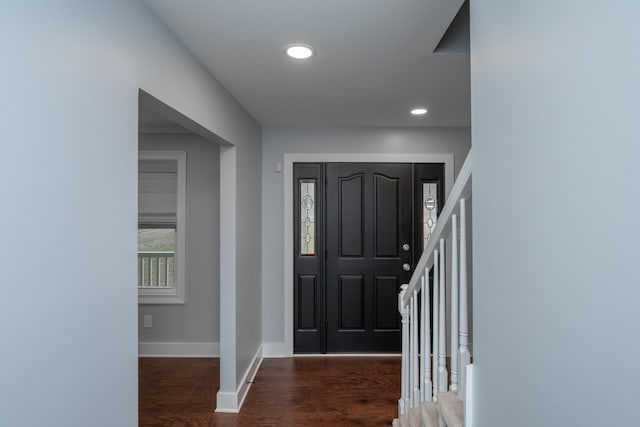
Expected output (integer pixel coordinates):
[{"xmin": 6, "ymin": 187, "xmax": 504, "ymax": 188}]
[{"xmin": 139, "ymin": 356, "xmax": 400, "ymax": 426}]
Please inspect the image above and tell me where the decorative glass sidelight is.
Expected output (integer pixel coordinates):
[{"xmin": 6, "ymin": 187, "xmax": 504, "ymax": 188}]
[
  {"xmin": 300, "ymin": 180, "xmax": 316, "ymax": 255},
  {"xmin": 422, "ymin": 182, "xmax": 438, "ymax": 247}
]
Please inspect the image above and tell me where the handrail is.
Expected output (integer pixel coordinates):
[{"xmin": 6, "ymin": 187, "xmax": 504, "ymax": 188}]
[{"xmin": 402, "ymin": 150, "xmax": 472, "ymax": 305}]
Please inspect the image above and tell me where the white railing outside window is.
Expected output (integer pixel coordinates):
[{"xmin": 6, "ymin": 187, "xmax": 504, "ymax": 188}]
[{"xmin": 138, "ymin": 251, "xmax": 174, "ymax": 288}]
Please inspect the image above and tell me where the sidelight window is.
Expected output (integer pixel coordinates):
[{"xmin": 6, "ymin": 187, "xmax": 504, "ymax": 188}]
[
  {"xmin": 422, "ymin": 182, "xmax": 438, "ymax": 248},
  {"xmin": 299, "ymin": 180, "xmax": 316, "ymax": 256}
]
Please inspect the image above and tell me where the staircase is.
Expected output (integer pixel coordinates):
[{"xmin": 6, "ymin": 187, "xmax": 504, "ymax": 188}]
[
  {"xmin": 393, "ymin": 151, "xmax": 473, "ymax": 427},
  {"xmin": 393, "ymin": 391, "xmax": 462, "ymax": 427}
]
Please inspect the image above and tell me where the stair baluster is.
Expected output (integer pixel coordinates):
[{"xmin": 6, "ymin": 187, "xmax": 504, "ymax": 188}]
[
  {"xmin": 432, "ymin": 249, "xmax": 440, "ymax": 399},
  {"xmin": 458, "ymin": 199, "xmax": 471, "ymax": 402},
  {"xmin": 450, "ymin": 214, "xmax": 459, "ymax": 393},
  {"xmin": 437, "ymin": 238, "xmax": 448, "ymax": 392},
  {"xmin": 411, "ymin": 290, "xmax": 419, "ymax": 407},
  {"xmin": 420, "ymin": 272, "xmax": 432, "ymax": 402}
]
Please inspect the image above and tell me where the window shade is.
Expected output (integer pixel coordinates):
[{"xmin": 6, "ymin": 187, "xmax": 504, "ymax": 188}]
[{"xmin": 138, "ymin": 160, "xmax": 177, "ymax": 226}]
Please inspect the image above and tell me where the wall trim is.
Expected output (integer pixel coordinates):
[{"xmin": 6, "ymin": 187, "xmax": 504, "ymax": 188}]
[
  {"xmin": 138, "ymin": 342, "xmax": 220, "ymax": 357},
  {"xmin": 263, "ymin": 341, "xmax": 405, "ymax": 358},
  {"xmin": 292, "ymin": 353, "xmax": 401, "ymax": 357},
  {"xmin": 283, "ymin": 153, "xmax": 455, "ymax": 356},
  {"xmin": 216, "ymin": 345, "xmax": 264, "ymax": 413},
  {"xmin": 262, "ymin": 342, "xmax": 289, "ymax": 358}
]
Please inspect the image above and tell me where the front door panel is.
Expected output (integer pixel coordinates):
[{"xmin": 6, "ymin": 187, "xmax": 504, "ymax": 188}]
[{"xmin": 326, "ymin": 163, "xmax": 412, "ymax": 352}]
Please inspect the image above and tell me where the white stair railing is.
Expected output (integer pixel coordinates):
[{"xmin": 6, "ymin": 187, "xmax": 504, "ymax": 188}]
[{"xmin": 397, "ymin": 151, "xmax": 472, "ymax": 421}]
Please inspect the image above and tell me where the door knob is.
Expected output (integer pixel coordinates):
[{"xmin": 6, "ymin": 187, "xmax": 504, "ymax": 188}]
[{"xmin": 402, "ymin": 263, "xmax": 411, "ymax": 271}]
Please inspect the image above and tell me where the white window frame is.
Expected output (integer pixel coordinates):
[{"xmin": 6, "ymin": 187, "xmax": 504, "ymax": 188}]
[{"xmin": 138, "ymin": 150, "xmax": 187, "ymax": 304}]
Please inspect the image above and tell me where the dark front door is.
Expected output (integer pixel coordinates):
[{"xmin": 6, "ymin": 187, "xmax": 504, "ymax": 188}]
[
  {"xmin": 293, "ymin": 162, "xmax": 444, "ymax": 353},
  {"xmin": 325, "ymin": 163, "xmax": 413, "ymax": 352}
]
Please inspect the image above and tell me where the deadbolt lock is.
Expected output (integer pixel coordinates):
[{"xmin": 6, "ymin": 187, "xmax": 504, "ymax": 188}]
[{"xmin": 402, "ymin": 243, "xmax": 410, "ymax": 251}]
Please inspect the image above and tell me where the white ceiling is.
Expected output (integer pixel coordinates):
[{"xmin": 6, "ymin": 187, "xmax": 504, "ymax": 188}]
[{"xmin": 144, "ymin": 0, "xmax": 470, "ymax": 128}]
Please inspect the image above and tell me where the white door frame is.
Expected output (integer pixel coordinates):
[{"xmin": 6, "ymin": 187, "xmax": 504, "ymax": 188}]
[{"xmin": 283, "ymin": 153, "xmax": 454, "ymax": 356}]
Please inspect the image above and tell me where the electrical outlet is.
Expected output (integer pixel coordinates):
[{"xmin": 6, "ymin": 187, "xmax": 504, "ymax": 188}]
[{"xmin": 143, "ymin": 315, "xmax": 152, "ymax": 328}]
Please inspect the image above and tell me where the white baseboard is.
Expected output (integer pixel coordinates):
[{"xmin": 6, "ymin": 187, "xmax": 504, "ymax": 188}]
[
  {"xmin": 262, "ymin": 342, "xmax": 290, "ymax": 358},
  {"xmin": 262, "ymin": 341, "xmax": 402, "ymax": 358},
  {"xmin": 294, "ymin": 353, "xmax": 401, "ymax": 357},
  {"xmin": 215, "ymin": 344, "xmax": 263, "ymax": 413},
  {"xmin": 215, "ymin": 391, "xmax": 240, "ymax": 413},
  {"xmin": 138, "ymin": 342, "xmax": 220, "ymax": 357}
]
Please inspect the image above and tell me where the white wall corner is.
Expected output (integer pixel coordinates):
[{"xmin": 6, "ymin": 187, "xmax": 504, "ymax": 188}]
[
  {"xmin": 262, "ymin": 342, "xmax": 289, "ymax": 358},
  {"xmin": 138, "ymin": 342, "xmax": 220, "ymax": 357},
  {"xmin": 215, "ymin": 345, "xmax": 264, "ymax": 413}
]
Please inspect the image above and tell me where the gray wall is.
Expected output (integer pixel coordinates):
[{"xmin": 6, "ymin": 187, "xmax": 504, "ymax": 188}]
[
  {"xmin": 233, "ymin": 131, "xmax": 263, "ymax": 386},
  {"xmin": 471, "ymin": 1, "xmax": 640, "ymax": 426},
  {"xmin": 261, "ymin": 127, "xmax": 471, "ymax": 346},
  {"xmin": 138, "ymin": 133, "xmax": 220, "ymax": 346},
  {"xmin": 0, "ymin": 2, "xmax": 260, "ymax": 425}
]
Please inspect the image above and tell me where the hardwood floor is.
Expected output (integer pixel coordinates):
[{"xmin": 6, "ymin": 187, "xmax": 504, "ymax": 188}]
[{"xmin": 139, "ymin": 356, "xmax": 400, "ymax": 426}]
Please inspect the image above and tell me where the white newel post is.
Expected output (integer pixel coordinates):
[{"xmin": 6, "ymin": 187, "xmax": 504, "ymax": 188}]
[
  {"xmin": 399, "ymin": 284, "xmax": 409, "ymax": 415},
  {"xmin": 412, "ymin": 290, "xmax": 419, "ymax": 407},
  {"xmin": 450, "ymin": 214, "xmax": 459, "ymax": 393},
  {"xmin": 438, "ymin": 238, "xmax": 448, "ymax": 392},
  {"xmin": 458, "ymin": 199, "xmax": 471, "ymax": 401},
  {"xmin": 432, "ymin": 250, "xmax": 440, "ymax": 399},
  {"xmin": 421, "ymin": 272, "xmax": 432, "ymax": 402}
]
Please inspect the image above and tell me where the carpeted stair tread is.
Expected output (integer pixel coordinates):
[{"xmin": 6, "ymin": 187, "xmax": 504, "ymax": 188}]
[
  {"xmin": 392, "ymin": 413, "xmax": 412, "ymax": 427},
  {"xmin": 401, "ymin": 413, "xmax": 411, "ymax": 427},
  {"xmin": 437, "ymin": 391, "xmax": 463, "ymax": 427},
  {"xmin": 409, "ymin": 405, "xmax": 422, "ymax": 427},
  {"xmin": 420, "ymin": 401, "xmax": 440, "ymax": 427}
]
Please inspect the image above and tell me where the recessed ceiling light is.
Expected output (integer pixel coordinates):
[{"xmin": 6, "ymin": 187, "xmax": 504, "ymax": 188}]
[
  {"xmin": 411, "ymin": 108, "xmax": 428, "ymax": 116},
  {"xmin": 285, "ymin": 44, "xmax": 314, "ymax": 60}
]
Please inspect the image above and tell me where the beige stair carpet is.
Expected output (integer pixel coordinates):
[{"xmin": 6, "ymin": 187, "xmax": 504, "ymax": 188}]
[
  {"xmin": 392, "ymin": 412, "xmax": 412, "ymax": 427},
  {"xmin": 409, "ymin": 406, "xmax": 423, "ymax": 427},
  {"xmin": 437, "ymin": 391, "xmax": 463, "ymax": 427},
  {"xmin": 420, "ymin": 401, "xmax": 440, "ymax": 427}
]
